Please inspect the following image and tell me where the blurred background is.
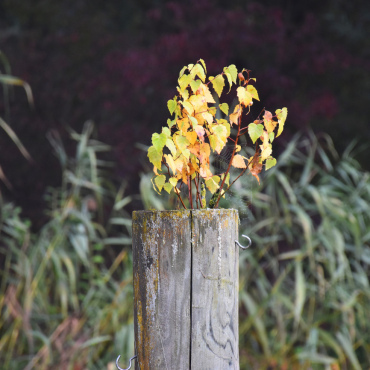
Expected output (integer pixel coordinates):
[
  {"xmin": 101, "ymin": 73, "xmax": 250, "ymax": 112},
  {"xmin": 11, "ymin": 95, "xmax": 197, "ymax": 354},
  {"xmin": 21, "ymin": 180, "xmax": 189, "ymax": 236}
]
[{"xmin": 0, "ymin": 1, "xmax": 369, "ymax": 369}]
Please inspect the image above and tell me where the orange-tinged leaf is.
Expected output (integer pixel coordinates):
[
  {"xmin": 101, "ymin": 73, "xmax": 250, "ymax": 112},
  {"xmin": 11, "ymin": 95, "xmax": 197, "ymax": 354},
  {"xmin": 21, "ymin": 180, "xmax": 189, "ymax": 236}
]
[
  {"xmin": 199, "ymin": 143, "xmax": 210, "ymax": 163},
  {"xmin": 185, "ymin": 131, "xmax": 197, "ymax": 145},
  {"xmin": 177, "ymin": 117, "xmax": 190, "ymax": 133},
  {"xmin": 237, "ymin": 86, "xmax": 253, "ymax": 107},
  {"xmin": 229, "ymin": 104, "xmax": 242, "ymax": 126},
  {"xmin": 265, "ymin": 119, "xmax": 278, "ymax": 133},
  {"xmin": 232, "ymin": 154, "xmax": 247, "ymax": 168},
  {"xmin": 200, "ymin": 164, "xmax": 213, "ymax": 179},
  {"xmin": 250, "ymin": 162, "xmax": 262, "ymax": 183}
]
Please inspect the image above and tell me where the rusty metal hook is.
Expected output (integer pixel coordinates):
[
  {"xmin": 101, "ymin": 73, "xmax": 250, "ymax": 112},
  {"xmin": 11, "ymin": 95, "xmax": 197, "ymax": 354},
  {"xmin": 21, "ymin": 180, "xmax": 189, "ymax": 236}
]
[
  {"xmin": 116, "ymin": 355, "xmax": 137, "ymax": 370},
  {"xmin": 235, "ymin": 234, "xmax": 252, "ymax": 250}
]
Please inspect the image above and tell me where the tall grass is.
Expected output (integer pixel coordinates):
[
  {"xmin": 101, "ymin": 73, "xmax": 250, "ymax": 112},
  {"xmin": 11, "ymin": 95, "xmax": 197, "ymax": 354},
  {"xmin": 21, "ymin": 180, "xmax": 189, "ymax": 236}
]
[
  {"xmin": 0, "ymin": 122, "xmax": 134, "ymax": 369},
  {"xmin": 140, "ymin": 132, "xmax": 370, "ymax": 369},
  {"xmin": 234, "ymin": 133, "xmax": 370, "ymax": 369}
]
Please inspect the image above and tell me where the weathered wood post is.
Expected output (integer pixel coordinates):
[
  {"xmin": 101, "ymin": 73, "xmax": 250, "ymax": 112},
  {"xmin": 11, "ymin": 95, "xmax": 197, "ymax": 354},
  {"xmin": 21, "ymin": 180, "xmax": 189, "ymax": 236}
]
[{"xmin": 133, "ymin": 209, "xmax": 239, "ymax": 369}]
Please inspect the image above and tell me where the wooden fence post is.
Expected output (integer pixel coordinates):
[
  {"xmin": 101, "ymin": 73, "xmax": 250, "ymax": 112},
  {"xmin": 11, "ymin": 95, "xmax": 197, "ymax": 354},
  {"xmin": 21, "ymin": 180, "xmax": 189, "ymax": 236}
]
[{"xmin": 132, "ymin": 209, "xmax": 239, "ymax": 370}]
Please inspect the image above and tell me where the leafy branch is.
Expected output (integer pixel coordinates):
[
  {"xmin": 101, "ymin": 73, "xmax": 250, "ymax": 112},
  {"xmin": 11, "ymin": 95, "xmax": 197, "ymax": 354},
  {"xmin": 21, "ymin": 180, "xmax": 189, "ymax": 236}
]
[{"xmin": 147, "ymin": 59, "xmax": 287, "ymax": 209}]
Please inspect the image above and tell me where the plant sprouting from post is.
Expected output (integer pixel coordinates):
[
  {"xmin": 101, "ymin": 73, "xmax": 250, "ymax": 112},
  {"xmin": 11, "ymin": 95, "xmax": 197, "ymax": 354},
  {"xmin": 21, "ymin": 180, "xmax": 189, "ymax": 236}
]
[{"xmin": 147, "ymin": 59, "xmax": 287, "ymax": 209}]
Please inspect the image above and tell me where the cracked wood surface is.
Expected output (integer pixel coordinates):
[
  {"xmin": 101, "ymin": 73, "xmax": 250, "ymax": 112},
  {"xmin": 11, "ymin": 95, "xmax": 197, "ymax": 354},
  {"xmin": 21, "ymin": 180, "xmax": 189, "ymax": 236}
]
[{"xmin": 133, "ymin": 209, "xmax": 239, "ymax": 370}]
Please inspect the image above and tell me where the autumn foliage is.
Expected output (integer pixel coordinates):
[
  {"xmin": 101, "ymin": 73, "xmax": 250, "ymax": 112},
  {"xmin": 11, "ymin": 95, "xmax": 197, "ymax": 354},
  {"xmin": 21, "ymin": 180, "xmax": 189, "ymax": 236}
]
[{"xmin": 148, "ymin": 60, "xmax": 287, "ymax": 209}]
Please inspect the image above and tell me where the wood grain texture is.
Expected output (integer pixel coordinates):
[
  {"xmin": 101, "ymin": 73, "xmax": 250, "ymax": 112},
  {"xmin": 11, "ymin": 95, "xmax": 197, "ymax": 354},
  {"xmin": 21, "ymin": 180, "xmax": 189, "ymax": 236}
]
[
  {"xmin": 191, "ymin": 209, "xmax": 239, "ymax": 369},
  {"xmin": 132, "ymin": 209, "xmax": 239, "ymax": 370},
  {"xmin": 133, "ymin": 210, "xmax": 192, "ymax": 370}
]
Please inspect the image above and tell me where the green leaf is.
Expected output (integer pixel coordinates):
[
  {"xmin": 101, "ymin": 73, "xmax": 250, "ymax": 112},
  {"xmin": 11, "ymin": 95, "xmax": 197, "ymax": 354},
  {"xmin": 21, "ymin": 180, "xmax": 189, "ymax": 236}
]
[
  {"xmin": 174, "ymin": 134, "xmax": 190, "ymax": 153},
  {"xmin": 190, "ymin": 79, "xmax": 201, "ymax": 93},
  {"xmin": 224, "ymin": 72, "xmax": 233, "ymax": 92},
  {"xmin": 154, "ymin": 175, "xmax": 166, "ymax": 192},
  {"xmin": 227, "ymin": 64, "xmax": 238, "ymax": 83},
  {"xmin": 163, "ymin": 182, "xmax": 173, "ymax": 194},
  {"xmin": 268, "ymin": 132, "xmax": 275, "ymax": 142},
  {"xmin": 167, "ymin": 99, "xmax": 177, "ymax": 115},
  {"xmin": 147, "ymin": 146, "xmax": 162, "ymax": 168},
  {"xmin": 167, "ymin": 118, "xmax": 176, "ymax": 128},
  {"xmin": 247, "ymin": 85, "xmax": 260, "ymax": 101},
  {"xmin": 199, "ymin": 59, "xmax": 207, "ymax": 74},
  {"xmin": 165, "ymin": 138, "xmax": 177, "ymax": 156},
  {"xmin": 213, "ymin": 125, "xmax": 227, "ymax": 142},
  {"xmin": 169, "ymin": 177, "xmax": 178, "ymax": 187},
  {"xmin": 178, "ymin": 73, "xmax": 192, "ymax": 90},
  {"xmin": 182, "ymin": 101, "xmax": 194, "ymax": 116},
  {"xmin": 265, "ymin": 157, "xmax": 276, "ymax": 170},
  {"xmin": 248, "ymin": 123, "xmax": 264, "ymax": 143},
  {"xmin": 152, "ymin": 133, "xmax": 167, "ymax": 152},
  {"xmin": 179, "ymin": 66, "xmax": 187, "ymax": 77},
  {"xmin": 211, "ymin": 75, "xmax": 225, "ymax": 97},
  {"xmin": 190, "ymin": 63, "xmax": 206, "ymax": 82},
  {"xmin": 188, "ymin": 116, "xmax": 198, "ymax": 128},
  {"xmin": 205, "ymin": 178, "xmax": 219, "ymax": 194},
  {"xmin": 276, "ymin": 107, "xmax": 288, "ymax": 137},
  {"xmin": 219, "ymin": 103, "xmax": 229, "ymax": 115},
  {"xmin": 162, "ymin": 127, "xmax": 171, "ymax": 137}
]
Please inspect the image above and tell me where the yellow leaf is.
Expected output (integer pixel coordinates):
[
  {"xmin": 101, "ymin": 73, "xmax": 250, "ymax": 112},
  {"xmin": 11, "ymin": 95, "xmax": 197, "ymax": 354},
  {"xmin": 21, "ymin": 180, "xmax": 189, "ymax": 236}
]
[
  {"xmin": 202, "ymin": 112, "xmax": 214, "ymax": 125},
  {"xmin": 276, "ymin": 107, "xmax": 288, "ymax": 137},
  {"xmin": 198, "ymin": 83, "xmax": 215, "ymax": 103},
  {"xmin": 189, "ymin": 94, "xmax": 206, "ymax": 113},
  {"xmin": 210, "ymin": 75, "xmax": 225, "ymax": 97},
  {"xmin": 231, "ymin": 154, "xmax": 247, "ymax": 168},
  {"xmin": 154, "ymin": 175, "xmax": 166, "ymax": 192},
  {"xmin": 164, "ymin": 154, "xmax": 177, "ymax": 174},
  {"xmin": 247, "ymin": 85, "xmax": 260, "ymax": 101},
  {"xmin": 237, "ymin": 86, "xmax": 252, "ymax": 107},
  {"xmin": 178, "ymin": 73, "xmax": 192, "ymax": 90},
  {"xmin": 182, "ymin": 101, "xmax": 194, "ymax": 116},
  {"xmin": 169, "ymin": 177, "xmax": 178, "ymax": 187}
]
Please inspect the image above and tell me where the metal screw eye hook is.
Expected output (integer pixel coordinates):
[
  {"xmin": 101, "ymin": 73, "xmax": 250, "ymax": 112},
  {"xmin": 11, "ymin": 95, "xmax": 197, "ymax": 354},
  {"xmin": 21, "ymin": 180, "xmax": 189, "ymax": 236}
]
[
  {"xmin": 235, "ymin": 235, "xmax": 252, "ymax": 250},
  {"xmin": 116, "ymin": 355, "xmax": 137, "ymax": 370}
]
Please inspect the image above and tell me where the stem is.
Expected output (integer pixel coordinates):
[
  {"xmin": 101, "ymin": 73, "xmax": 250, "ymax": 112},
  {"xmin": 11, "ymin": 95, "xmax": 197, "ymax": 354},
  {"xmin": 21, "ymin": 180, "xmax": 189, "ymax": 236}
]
[
  {"xmin": 215, "ymin": 106, "xmax": 243, "ymax": 208},
  {"xmin": 194, "ymin": 175, "xmax": 202, "ymax": 209},
  {"xmin": 163, "ymin": 161, "xmax": 186, "ymax": 209},
  {"xmin": 188, "ymin": 176, "xmax": 193, "ymax": 209}
]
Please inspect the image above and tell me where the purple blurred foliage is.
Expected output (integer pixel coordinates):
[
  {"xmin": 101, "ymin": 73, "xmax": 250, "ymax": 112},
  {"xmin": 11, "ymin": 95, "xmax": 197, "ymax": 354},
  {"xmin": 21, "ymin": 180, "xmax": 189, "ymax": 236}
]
[{"xmin": 0, "ymin": 0, "xmax": 369, "ymax": 225}]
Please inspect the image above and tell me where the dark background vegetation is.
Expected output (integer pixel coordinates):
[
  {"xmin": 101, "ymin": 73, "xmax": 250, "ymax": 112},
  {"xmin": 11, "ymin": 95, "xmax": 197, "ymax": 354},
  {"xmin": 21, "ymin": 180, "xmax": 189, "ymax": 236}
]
[{"xmin": 0, "ymin": 0, "xmax": 369, "ymax": 227}]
